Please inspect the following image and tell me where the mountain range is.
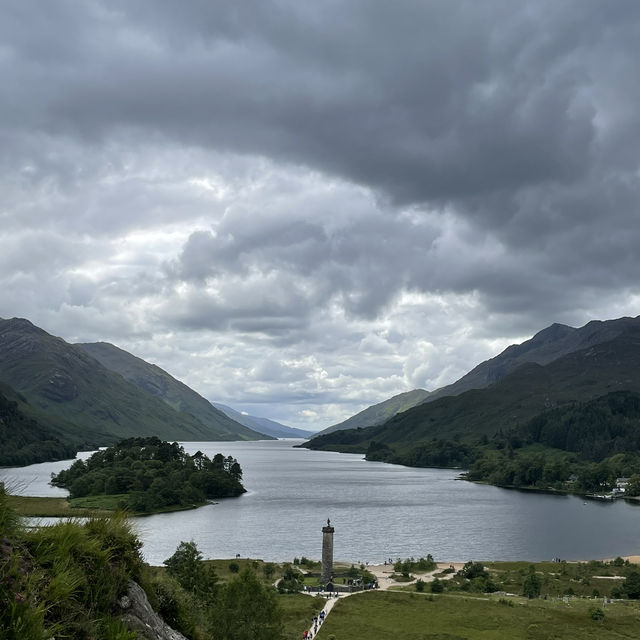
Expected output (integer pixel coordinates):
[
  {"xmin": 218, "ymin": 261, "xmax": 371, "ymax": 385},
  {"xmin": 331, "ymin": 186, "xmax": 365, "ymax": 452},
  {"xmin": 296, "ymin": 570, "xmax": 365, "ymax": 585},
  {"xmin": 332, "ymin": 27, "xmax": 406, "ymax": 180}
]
[
  {"xmin": 0, "ymin": 318, "xmax": 307, "ymax": 465},
  {"xmin": 305, "ymin": 315, "xmax": 640, "ymax": 458},
  {"xmin": 210, "ymin": 402, "xmax": 312, "ymax": 438}
]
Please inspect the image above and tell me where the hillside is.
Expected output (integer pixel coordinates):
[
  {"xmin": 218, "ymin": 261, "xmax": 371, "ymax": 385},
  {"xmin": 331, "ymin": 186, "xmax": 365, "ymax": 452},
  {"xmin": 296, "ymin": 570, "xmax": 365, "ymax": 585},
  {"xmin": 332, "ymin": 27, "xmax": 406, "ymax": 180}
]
[
  {"xmin": 0, "ymin": 381, "xmax": 77, "ymax": 466},
  {"xmin": 77, "ymin": 341, "xmax": 269, "ymax": 441},
  {"xmin": 315, "ymin": 389, "xmax": 431, "ymax": 436},
  {"xmin": 0, "ymin": 318, "xmax": 256, "ymax": 447},
  {"xmin": 304, "ymin": 325, "xmax": 640, "ymax": 457},
  {"xmin": 312, "ymin": 315, "xmax": 640, "ymax": 438},
  {"xmin": 211, "ymin": 402, "xmax": 313, "ymax": 438},
  {"xmin": 424, "ymin": 315, "xmax": 640, "ymax": 403}
]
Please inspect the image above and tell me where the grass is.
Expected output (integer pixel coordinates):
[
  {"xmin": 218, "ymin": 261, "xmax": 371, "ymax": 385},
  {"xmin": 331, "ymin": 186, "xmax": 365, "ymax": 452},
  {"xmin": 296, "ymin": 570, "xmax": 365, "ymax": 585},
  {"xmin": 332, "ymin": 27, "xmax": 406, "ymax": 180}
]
[
  {"xmin": 316, "ymin": 590, "xmax": 640, "ymax": 640},
  {"xmin": 6, "ymin": 494, "xmax": 112, "ymax": 517},
  {"xmin": 6, "ymin": 493, "xmax": 210, "ymax": 517},
  {"xmin": 482, "ymin": 560, "xmax": 633, "ymax": 599},
  {"xmin": 278, "ymin": 593, "xmax": 326, "ymax": 640}
]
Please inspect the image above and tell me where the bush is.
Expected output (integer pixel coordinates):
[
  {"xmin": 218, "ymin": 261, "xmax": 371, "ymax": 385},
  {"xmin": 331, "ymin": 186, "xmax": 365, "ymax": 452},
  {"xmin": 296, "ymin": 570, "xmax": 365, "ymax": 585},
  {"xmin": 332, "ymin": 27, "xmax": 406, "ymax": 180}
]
[
  {"xmin": 589, "ymin": 606, "xmax": 605, "ymax": 620},
  {"xmin": 415, "ymin": 579, "xmax": 425, "ymax": 592},
  {"xmin": 522, "ymin": 566, "xmax": 541, "ymax": 599},
  {"xmin": 430, "ymin": 578, "xmax": 444, "ymax": 593}
]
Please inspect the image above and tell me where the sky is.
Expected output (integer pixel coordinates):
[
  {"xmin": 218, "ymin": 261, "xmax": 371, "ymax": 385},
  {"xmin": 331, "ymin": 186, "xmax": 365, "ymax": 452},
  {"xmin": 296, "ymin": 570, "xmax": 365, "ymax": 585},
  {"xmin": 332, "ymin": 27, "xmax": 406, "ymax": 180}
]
[{"xmin": 2, "ymin": 1, "xmax": 640, "ymax": 430}]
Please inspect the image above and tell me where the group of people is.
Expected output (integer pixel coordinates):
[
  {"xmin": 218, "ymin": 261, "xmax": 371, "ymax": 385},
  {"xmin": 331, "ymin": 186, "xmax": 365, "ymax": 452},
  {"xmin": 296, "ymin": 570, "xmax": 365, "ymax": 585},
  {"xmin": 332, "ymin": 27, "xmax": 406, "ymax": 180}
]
[{"xmin": 302, "ymin": 609, "xmax": 326, "ymax": 638}]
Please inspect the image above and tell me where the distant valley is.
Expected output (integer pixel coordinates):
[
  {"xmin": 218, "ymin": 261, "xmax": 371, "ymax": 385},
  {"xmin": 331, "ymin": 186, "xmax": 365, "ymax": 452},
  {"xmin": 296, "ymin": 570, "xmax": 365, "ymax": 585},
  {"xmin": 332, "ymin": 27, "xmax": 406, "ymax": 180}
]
[{"xmin": 304, "ymin": 315, "xmax": 640, "ymax": 495}]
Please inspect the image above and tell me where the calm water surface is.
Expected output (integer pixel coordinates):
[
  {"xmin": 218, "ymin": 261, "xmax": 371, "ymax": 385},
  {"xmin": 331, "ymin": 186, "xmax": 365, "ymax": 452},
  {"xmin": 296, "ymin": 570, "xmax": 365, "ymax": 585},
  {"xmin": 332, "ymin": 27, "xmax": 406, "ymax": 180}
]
[{"xmin": 3, "ymin": 439, "xmax": 640, "ymax": 565}]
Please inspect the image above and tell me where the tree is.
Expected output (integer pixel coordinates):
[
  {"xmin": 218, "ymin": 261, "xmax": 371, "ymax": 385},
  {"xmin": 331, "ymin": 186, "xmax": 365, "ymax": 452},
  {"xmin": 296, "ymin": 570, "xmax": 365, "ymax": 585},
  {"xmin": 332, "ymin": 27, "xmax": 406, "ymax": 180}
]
[
  {"xmin": 623, "ymin": 571, "xmax": 640, "ymax": 599},
  {"xmin": 164, "ymin": 541, "xmax": 217, "ymax": 599},
  {"xmin": 626, "ymin": 474, "xmax": 640, "ymax": 497},
  {"xmin": 210, "ymin": 567, "xmax": 283, "ymax": 640},
  {"xmin": 522, "ymin": 566, "xmax": 541, "ymax": 599}
]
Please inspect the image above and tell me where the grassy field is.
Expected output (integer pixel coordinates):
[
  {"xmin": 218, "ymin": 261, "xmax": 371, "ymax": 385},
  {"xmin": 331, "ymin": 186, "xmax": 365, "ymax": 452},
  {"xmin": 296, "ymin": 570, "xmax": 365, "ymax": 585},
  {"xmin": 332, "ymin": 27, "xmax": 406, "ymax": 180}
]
[
  {"xmin": 6, "ymin": 493, "xmax": 209, "ymax": 517},
  {"xmin": 316, "ymin": 590, "xmax": 640, "ymax": 640},
  {"xmin": 6, "ymin": 494, "xmax": 112, "ymax": 517},
  {"xmin": 279, "ymin": 593, "xmax": 326, "ymax": 640}
]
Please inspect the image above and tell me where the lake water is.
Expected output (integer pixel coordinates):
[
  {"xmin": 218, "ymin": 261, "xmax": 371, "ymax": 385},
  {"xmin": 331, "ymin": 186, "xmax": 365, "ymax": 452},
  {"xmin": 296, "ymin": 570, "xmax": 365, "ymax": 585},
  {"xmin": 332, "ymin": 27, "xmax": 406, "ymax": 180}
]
[{"xmin": 3, "ymin": 439, "xmax": 640, "ymax": 565}]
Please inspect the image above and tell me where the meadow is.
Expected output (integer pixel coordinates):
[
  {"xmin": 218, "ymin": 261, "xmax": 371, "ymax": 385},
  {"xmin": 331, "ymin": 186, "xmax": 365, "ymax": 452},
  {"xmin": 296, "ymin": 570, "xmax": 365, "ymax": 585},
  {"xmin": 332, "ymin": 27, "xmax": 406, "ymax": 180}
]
[{"xmin": 315, "ymin": 590, "xmax": 640, "ymax": 640}]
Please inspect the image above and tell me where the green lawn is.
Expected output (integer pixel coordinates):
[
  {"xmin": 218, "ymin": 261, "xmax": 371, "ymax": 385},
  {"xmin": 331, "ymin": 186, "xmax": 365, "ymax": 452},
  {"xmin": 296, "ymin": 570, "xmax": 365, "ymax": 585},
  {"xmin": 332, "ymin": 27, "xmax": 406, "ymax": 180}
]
[
  {"xmin": 6, "ymin": 494, "xmax": 112, "ymax": 517},
  {"xmin": 315, "ymin": 591, "xmax": 640, "ymax": 640},
  {"xmin": 278, "ymin": 593, "xmax": 326, "ymax": 640},
  {"xmin": 6, "ymin": 492, "xmax": 208, "ymax": 517}
]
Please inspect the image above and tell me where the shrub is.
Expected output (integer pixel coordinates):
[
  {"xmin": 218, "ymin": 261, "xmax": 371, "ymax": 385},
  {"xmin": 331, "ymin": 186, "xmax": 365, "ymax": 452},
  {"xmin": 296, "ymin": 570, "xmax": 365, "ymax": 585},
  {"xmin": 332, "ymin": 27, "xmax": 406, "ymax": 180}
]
[
  {"xmin": 589, "ymin": 606, "xmax": 605, "ymax": 620},
  {"xmin": 430, "ymin": 578, "xmax": 444, "ymax": 593}
]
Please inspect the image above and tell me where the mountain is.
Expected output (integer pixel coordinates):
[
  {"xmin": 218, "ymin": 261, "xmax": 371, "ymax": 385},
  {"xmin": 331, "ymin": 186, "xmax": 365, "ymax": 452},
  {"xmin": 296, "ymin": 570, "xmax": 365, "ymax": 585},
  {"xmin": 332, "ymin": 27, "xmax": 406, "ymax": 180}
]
[
  {"xmin": 315, "ymin": 389, "xmax": 431, "ymax": 436},
  {"xmin": 313, "ymin": 316, "xmax": 640, "ymax": 438},
  {"xmin": 0, "ymin": 318, "xmax": 261, "ymax": 447},
  {"xmin": 77, "ymin": 341, "xmax": 270, "ymax": 441},
  {"xmin": 303, "ymin": 321, "xmax": 640, "ymax": 458},
  {"xmin": 424, "ymin": 316, "xmax": 640, "ymax": 402},
  {"xmin": 210, "ymin": 402, "xmax": 312, "ymax": 439}
]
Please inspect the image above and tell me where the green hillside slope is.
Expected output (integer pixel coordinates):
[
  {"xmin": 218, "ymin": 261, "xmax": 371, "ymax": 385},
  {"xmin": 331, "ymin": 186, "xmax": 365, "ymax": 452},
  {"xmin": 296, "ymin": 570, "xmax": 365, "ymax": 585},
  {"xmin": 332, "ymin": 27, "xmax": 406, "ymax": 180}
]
[
  {"xmin": 315, "ymin": 388, "xmax": 431, "ymax": 436},
  {"xmin": 315, "ymin": 316, "xmax": 640, "ymax": 440},
  {"xmin": 425, "ymin": 315, "xmax": 640, "ymax": 403},
  {"xmin": 0, "ymin": 381, "xmax": 77, "ymax": 465},
  {"xmin": 77, "ymin": 342, "xmax": 270, "ymax": 441},
  {"xmin": 0, "ymin": 318, "xmax": 245, "ymax": 445},
  {"xmin": 304, "ymin": 326, "xmax": 640, "ymax": 457}
]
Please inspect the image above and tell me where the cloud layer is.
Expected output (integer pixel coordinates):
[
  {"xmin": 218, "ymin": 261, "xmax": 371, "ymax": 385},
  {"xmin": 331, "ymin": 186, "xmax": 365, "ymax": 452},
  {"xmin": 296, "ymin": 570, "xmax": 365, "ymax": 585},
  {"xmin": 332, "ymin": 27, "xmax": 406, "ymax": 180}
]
[{"xmin": 2, "ymin": 1, "xmax": 640, "ymax": 428}]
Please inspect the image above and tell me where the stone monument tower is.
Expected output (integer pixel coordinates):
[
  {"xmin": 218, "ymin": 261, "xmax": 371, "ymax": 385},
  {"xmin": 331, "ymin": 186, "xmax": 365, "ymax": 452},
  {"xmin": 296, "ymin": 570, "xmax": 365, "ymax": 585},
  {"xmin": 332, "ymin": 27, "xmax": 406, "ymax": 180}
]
[{"xmin": 321, "ymin": 518, "xmax": 334, "ymax": 584}]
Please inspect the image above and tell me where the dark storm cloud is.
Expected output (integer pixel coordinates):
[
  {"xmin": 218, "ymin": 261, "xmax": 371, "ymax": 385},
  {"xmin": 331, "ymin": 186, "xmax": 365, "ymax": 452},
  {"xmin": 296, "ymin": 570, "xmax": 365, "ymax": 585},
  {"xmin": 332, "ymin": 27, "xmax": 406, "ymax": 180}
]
[
  {"xmin": 2, "ymin": 0, "xmax": 640, "ymax": 427},
  {"xmin": 3, "ymin": 1, "xmax": 633, "ymax": 204}
]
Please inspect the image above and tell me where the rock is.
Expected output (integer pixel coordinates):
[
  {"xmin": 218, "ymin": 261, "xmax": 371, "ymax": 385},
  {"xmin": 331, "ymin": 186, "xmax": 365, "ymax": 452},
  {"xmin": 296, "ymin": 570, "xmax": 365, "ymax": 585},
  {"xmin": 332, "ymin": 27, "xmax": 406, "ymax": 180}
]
[{"xmin": 119, "ymin": 581, "xmax": 188, "ymax": 640}]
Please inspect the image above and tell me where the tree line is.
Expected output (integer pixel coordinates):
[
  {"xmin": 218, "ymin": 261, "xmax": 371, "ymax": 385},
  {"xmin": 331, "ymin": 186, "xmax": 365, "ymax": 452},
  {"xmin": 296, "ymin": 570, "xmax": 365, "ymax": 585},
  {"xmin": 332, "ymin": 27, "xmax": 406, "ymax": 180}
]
[{"xmin": 365, "ymin": 391, "xmax": 640, "ymax": 493}]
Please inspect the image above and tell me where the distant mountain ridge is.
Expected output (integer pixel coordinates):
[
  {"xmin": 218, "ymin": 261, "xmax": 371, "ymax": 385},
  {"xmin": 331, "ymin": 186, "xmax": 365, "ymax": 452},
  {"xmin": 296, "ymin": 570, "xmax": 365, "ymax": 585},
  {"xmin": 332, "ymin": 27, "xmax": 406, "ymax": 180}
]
[
  {"xmin": 304, "ymin": 316, "xmax": 640, "ymax": 457},
  {"xmin": 314, "ymin": 316, "xmax": 640, "ymax": 437},
  {"xmin": 0, "ymin": 318, "xmax": 268, "ymax": 458},
  {"xmin": 77, "ymin": 341, "xmax": 269, "ymax": 441},
  {"xmin": 317, "ymin": 389, "xmax": 431, "ymax": 436},
  {"xmin": 423, "ymin": 316, "xmax": 640, "ymax": 402},
  {"xmin": 210, "ymin": 402, "xmax": 312, "ymax": 439}
]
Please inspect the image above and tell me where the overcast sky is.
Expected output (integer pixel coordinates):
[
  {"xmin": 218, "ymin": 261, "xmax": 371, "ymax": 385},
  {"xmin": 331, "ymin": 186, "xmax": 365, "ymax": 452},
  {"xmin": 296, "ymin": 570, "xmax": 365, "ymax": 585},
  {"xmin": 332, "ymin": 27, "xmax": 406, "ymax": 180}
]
[{"xmin": 2, "ymin": 1, "xmax": 640, "ymax": 430}]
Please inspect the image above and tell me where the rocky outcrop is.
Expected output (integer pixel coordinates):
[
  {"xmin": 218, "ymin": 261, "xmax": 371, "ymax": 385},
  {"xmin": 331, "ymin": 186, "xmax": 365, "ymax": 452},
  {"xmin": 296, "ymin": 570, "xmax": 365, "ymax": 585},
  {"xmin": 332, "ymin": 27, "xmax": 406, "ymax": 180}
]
[{"xmin": 118, "ymin": 581, "xmax": 187, "ymax": 640}]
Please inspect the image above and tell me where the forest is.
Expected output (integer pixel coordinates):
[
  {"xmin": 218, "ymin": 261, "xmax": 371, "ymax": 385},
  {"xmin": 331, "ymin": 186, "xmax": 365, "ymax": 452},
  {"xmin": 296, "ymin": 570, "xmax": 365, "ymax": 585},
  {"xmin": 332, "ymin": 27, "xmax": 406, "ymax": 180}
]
[
  {"xmin": 51, "ymin": 437, "xmax": 245, "ymax": 513},
  {"xmin": 366, "ymin": 391, "xmax": 640, "ymax": 494},
  {"xmin": 0, "ymin": 389, "xmax": 76, "ymax": 466}
]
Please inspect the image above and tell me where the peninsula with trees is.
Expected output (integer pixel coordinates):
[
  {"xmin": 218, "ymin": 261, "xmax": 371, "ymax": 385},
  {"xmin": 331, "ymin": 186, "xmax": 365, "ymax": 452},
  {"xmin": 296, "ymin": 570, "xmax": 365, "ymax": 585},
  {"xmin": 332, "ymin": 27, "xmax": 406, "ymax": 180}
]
[{"xmin": 50, "ymin": 437, "xmax": 245, "ymax": 514}]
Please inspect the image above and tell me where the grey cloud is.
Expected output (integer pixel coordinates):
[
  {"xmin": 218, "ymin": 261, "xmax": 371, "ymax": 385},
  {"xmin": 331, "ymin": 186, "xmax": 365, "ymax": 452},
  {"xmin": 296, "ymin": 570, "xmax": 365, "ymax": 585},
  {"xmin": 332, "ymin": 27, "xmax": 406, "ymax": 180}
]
[
  {"xmin": 3, "ymin": 1, "xmax": 628, "ymax": 206},
  {"xmin": 2, "ymin": 0, "xmax": 640, "ymax": 428}
]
